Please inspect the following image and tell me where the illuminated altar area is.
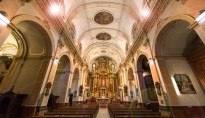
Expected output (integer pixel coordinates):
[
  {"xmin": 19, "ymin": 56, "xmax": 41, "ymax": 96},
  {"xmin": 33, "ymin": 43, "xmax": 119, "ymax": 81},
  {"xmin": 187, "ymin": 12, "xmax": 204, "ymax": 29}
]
[{"xmin": 90, "ymin": 57, "xmax": 117, "ymax": 98}]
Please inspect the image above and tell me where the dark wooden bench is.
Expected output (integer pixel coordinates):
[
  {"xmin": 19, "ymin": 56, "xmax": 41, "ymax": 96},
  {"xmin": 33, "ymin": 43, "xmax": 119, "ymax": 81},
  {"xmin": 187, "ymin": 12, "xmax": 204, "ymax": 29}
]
[
  {"xmin": 44, "ymin": 110, "xmax": 94, "ymax": 118},
  {"xmin": 115, "ymin": 114, "xmax": 162, "ymax": 118},
  {"xmin": 63, "ymin": 104, "xmax": 99, "ymax": 117},
  {"xmin": 32, "ymin": 115, "xmax": 90, "ymax": 118},
  {"xmin": 108, "ymin": 104, "xmax": 161, "ymax": 118}
]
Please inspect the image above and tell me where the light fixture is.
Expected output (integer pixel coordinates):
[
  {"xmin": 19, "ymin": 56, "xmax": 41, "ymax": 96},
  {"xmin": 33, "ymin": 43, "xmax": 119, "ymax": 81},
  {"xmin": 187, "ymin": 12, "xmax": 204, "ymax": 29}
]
[
  {"xmin": 142, "ymin": 8, "xmax": 150, "ymax": 18},
  {"xmin": 50, "ymin": 3, "xmax": 60, "ymax": 15},
  {"xmin": 129, "ymin": 42, "xmax": 132, "ymax": 45},
  {"xmin": 0, "ymin": 13, "xmax": 10, "ymax": 26},
  {"xmin": 54, "ymin": 58, "xmax": 59, "ymax": 64},
  {"xmin": 196, "ymin": 10, "xmax": 205, "ymax": 22},
  {"xmin": 148, "ymin": 58, "xmax": 154, "ymax": 64}
]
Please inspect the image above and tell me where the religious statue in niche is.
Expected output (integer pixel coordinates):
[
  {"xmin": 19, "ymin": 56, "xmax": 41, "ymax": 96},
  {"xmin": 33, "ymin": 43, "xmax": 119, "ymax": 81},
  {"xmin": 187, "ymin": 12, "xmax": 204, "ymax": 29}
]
[
  {"xmin": 124, "ymin": 85, "xmax": 128, "ymax": 96},
  {"xmin": 102, "ymin": 79, "xmax": 105, "ymax": 86},
  {"xmin": 102, "ymin": 62, "xmax": 106, "ymax": 69},
  {"xmin": 45, "ymin": 82, "xmax": 52, "ymax": 96},
  {"xmin": 173, "ymin": 74, "xmax": 196, "ymax": 94},
  {"xmin": 109, "ymin": 84, "xmax": 113, "ymax": 91},
  {"xmin": 94, "ymin": 84, "xmax": 97, "ymax": 91},
  {"xmin": 155, "ymin": 82, "xmax": 162, "ymax": 96},
  {"xmin": 79, "ymin": 85, "xmax": 83, "ymax": 96},
  {"xmin": 0, "ymin": 57, "xmax": 13, "ymax": 84},
  {"xmin": 0, "ymin": 60, "xmax": 6, "ymax": 84},
  {"xmin": 74, "ymin": 90, "xmax": 77, "ymax": 97}
]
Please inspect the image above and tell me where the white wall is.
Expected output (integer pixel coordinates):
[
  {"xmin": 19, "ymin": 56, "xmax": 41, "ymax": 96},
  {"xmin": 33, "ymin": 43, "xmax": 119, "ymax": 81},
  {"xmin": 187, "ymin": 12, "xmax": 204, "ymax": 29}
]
[
  {"xmin": 165, "ymin": 59, "xmax": 205, "ymax": 106},
  {"xmin": 52, "ymin": 74, "xmax": 65, "ymax": 96}
]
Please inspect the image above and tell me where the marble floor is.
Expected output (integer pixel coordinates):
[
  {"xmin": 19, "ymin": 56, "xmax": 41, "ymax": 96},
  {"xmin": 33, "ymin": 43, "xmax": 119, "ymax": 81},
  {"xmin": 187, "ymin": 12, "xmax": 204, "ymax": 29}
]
[{"xmin": 96, "ymin": 108, "xmax": 110, "ymax": 118}]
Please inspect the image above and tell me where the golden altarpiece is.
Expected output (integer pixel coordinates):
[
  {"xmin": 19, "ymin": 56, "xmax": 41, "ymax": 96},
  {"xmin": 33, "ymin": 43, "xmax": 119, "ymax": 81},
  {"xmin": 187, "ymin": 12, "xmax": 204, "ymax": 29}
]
[{"xmin": 90, "ymin": 57, "xmax": 117, "ymax": 98}]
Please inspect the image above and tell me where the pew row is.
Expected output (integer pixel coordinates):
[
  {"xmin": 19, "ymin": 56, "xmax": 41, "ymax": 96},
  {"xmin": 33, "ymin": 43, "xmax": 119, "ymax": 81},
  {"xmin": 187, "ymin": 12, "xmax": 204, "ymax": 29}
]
[
  {"xmin": 108, "ymin": 104, "xmax": 162, "ymax": 118},
  {"xmin": 32, "ymin": 115, "xmax": 90, "ymax": 118}
]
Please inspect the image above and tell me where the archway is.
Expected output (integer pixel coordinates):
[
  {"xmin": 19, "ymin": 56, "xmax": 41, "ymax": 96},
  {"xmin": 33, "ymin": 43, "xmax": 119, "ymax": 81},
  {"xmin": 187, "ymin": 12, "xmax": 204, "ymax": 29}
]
[
  {"xmin": 0, "ymin": 19, "xmax": 53, "ymax": 117},
  {"xmin": 51, "ymin": 55, "xmax": 70, "ymax": 108},
  {"xmin": 154, "ymin": 19, "xmax": 205, "ymax": 117},
  {"xmin": 127, "ymin": 68, "xmax": 136, "ymax": 100},
  {"xmin": 136, "ymin": 55, "xmax": 158, "ymax": 104},
  {"xmin": 71, "ymin": 68, "xmax": 80, "ymax": 101},
  {"xmin": 0, "ymin": 34, "xmax": 18, "ymax": 84},
  {"xmin": 14, "ymin": 20, "xmax": 53, "ymax": 97}
]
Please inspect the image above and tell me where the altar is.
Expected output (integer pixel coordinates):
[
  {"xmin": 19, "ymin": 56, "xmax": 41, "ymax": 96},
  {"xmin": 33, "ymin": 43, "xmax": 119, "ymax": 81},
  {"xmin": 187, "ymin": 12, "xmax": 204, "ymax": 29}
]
[
  {"xmin": 96, "ymin": 97, "xmax": 110, "ymax": 104},
  {"xmin": 96, "ymin": 97, "xmax": 110, "ymax": 108},
  {"xmin": 90, "ymin": 57, "xmax": 117, "ymax": 98}
]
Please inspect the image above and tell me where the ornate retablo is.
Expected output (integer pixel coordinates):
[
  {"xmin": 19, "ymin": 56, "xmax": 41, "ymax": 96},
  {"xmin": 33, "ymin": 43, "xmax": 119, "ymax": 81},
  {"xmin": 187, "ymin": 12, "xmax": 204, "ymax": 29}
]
[
  {"xmin": 94, "ymin": 12, "xmax": 114, "ymax": 25},
  {"xmin": 96, "ymin": 33, "xmax": 111, "ymax": 40}
]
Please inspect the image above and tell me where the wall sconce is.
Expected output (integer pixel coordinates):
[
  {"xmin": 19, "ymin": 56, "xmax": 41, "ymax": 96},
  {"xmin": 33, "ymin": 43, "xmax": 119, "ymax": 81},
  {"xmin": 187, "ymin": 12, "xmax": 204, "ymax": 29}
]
[
  {"xmin": 45, "ymin": 82, "xmax": 52, "ymax": 96},
  {"xmin": 189, "ymin": 10, "xmax": 205, "ymax": 29},
  {"xmin": 148, "ymin": 58, "xmax": 154, "ymax": 64},
  {"xmin": 54, "ymin": 58, "xmax": 59, "ymax": 64},
  {"xmin": 155, "ymin": 82, "xmax": 162, "ymax": 96},
  {"xmin": 49, "ymin": 2, "xmax": 60, "ymax": 15},
  {"xmin": 0, "ymin": 12, "xmax": 10, "ymax": 27},
  {"xmin": 196, "ymin": 10, "xmax": 205, "ymax": 22}
]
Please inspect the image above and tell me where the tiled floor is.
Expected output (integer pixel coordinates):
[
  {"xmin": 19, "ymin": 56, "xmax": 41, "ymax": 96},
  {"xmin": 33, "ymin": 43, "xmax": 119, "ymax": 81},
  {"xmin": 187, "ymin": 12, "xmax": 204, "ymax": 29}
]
[{"xmin": 96, "ymin": 108, "xmax": 110, "ymax": 118}]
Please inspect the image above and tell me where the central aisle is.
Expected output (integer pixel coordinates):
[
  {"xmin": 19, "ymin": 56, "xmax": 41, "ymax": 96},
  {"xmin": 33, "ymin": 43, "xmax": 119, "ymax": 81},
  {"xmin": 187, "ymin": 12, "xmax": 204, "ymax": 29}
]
[{"xmin": 96, "ymin": 108, "xmax": 110, "ymax": 118}]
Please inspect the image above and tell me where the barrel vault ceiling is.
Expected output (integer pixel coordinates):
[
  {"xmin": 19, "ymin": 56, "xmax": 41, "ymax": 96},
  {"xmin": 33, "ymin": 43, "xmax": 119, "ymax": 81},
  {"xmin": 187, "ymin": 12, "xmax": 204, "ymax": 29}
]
[{"xmin": 52, "ymin": 0, "xmax": 149, "ymax": 67}]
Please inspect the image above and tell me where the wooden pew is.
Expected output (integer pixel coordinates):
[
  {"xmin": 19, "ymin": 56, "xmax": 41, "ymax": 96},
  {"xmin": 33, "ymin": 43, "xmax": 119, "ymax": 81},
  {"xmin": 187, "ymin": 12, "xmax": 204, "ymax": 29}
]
[
  {"xmin": 42, "ymin": 104, "xmax": 99, "ymax": 118},
  {"xmin": 63, "ymin": 104, "xmax": 99, "ymax": 117},
  {"xmin": 54, "ymin": 109, "xmax": 95, "ymax": 117},
  {"xmin": 32, "ymin": 115, "xmax": 90, "ymax": 118},
  {"xmin": 44, "ymin": 110, "xmax": 94, "ymax": 118},
  {"xmin": 108, "ymin": 104, "xmax": 162, "ymax": 118},
  {"xmin": 114, "ymin": 114, "xmax": 162, "ymax": 118}
]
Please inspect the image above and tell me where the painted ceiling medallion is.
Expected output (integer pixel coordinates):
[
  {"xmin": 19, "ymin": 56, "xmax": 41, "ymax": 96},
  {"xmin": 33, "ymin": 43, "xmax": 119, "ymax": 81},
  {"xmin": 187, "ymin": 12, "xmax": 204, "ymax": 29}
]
[
  {"xmin": 96, "ymin": 33, "xmax": 111, "ymax": 40},
  {"xmin": 94, "ymin": 12, "xmax": 114, "ymax": 25}
]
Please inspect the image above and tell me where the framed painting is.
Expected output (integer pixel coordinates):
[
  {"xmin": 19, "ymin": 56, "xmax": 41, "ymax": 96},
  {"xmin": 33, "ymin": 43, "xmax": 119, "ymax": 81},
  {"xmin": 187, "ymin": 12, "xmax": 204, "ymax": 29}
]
[{"xmin": 173, "ymin": 74, "xmax": 196, "ymax": 94}]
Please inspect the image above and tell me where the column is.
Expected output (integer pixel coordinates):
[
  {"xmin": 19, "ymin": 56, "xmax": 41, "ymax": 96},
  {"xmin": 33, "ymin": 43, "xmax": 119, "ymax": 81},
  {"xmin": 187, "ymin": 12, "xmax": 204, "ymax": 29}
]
[{"xmin": 155, "ymin": 57, "xmax": 179, "ymax": 105}]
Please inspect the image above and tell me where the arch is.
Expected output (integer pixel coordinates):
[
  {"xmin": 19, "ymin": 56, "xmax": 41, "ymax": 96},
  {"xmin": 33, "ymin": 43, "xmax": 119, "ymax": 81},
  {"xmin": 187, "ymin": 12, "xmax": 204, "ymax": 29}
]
[
  {"xmin": 0, "ymin": 15, "xmax": 55, "ymax": 108},
  {"xmin": 152, "ymin": 14, "xmax": 196, "ymax": 56},
  {"xmin": 71, "ymin": 68, "xmax": 80, "ymax": 98},
  {"xmin": 11, "ymin": 14, "xmax": 54, "ymax": 56},
  {"xmin": 84, "ymin": 42, "xmax": 125, "ymax": 58},
  {"xmin": 49, "ymin": 54, "xmax": 71, "ymax": 108},
  {"xmin": 136, "ymin": 54, "xmax": 149, "ymax": 72},
  {"xmin": 136, "ymin": 54, "xmax": 158, "ymax": 103},
  {"xmin": 152, "ymin": 13, "xmax": 205, "ymax": 106},
  {"xmin": 52, "ymin": 55, "xmax": 71, "ymax": 96}
]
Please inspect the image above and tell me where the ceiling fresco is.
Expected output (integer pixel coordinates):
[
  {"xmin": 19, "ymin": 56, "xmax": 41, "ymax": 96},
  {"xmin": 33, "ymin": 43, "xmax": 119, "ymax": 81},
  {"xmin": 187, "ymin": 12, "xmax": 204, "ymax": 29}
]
[{"xmin": 94, "ymin": 11, "xmax": 114, "ymax": 25}]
